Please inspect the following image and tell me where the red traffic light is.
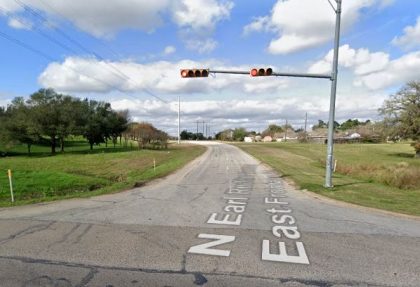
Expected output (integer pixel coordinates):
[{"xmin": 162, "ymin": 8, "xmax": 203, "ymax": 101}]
[
  {"xmin": 180, "ymin": 69, "xmax": 209, "ymax": 78},
  {"xmin": 250, "ymin": 68, "xmax": 273, "ymax": 77}
]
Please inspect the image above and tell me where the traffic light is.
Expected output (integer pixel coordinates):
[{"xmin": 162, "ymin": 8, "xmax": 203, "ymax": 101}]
[
  {"xmin": 180, "ymin": 69, "xmax": 209, "ymax": 78},
  {"xmin": 250, "ymin": 68, "xmax": 273, "ymax": 77}
]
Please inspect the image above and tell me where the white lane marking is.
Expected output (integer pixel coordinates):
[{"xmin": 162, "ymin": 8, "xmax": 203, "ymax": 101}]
[
  {"xmin": 262, "ymin": 178, "xmax": 310, "ymax": 264},
  {"xmin": 262, "ymin": 240, "xmax": 309, "ymax": 264},
  {"xmin": 272, "ymin": 226, "xmax": 301, "ymax": 239},
  {"xmin": 207, "ymin": 213, "xmax": 242, "ymax": 225},
  {"xmin": 188, "ymin": 234, "xmax": 235, "ymax": 257}
]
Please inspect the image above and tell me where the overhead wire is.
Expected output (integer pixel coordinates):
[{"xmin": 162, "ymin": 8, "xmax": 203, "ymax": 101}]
[
  {"xmin": 37, "ymin": 0, "xmax": 123, "ymax": 60},
  {"xmin": 0, "ymin": 30, "xmax": 129, "ymax": 93},
  {"xmin": 0, "ymin": 6, "xmax": 80, "ymax": 55},
  {"xmin": 12, "ymin": 0, "xmax": 169, "ymax": 103},
  {"xmin": 13, "ymin": 0, "xmax": 128, "ymax": 82}
]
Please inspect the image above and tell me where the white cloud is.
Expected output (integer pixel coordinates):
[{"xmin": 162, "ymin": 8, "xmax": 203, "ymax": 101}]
[
  {"xmin": 7, "ymin": 17, "xmax": 33, "ymax": 30},
  {"xmin": 173, "ymin": 0, "xmax": 233, "ymax": 54},
  {"xmin": 358, "ymin": 51, "xmax": 420, "ymax": 90},
  {"xmin": 309, "ymin": 45, "xmax": 420, "ymax": 90},
  {"xmin": 163, "ymin": 46, "xmax": 176, "ymax": 55},
  {"xmin": 0, "ymin": 0, "xmax": 21, "ymax": 13},
  {"xmin": 242, "ymin": 16, "xmax": 270, "ymax": 36},
  {"xmin": 185, "ymin": 38, "xmax": 217, "ymax": 54},
  {"xmin": 392, "ymin": 16, "xmax": 420, "ymax": 50},
  {"xmin": 38, "ymin": 57, "xmax": 290, "ymax": 95},
  {"xmin": 0, "ymin": 0, "xmax": 171, "ymax": 38},
  {"xmin": 308, "ymin": 44, "xmax": 389, "ymax": 75},
  {"xmin": 0, "ymin": 0, "xmax": 232, "ymax": 52},
  {"xmin": 172, "ymin": 0, "xmax": 233, "ymax": 31},
  {"xmin": 244, "ymin": 0, "xmax": 393, "ymax": 54}
]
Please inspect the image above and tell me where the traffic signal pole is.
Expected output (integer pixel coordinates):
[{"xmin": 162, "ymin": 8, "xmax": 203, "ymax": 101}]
[
  {"xmin": 181, "ymin": 0, "xmax": 342, "ymax": 188},
  {"xmin": 325, "ymin": 0, "xmax": 342, "ymax": 188},
  {"xmin": 178, "ymin": 95, "xmax": 181, "ymax": 144}
]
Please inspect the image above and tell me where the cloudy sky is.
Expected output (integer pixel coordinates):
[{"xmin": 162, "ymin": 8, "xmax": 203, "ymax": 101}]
[{"xmin": 0, "ymin": 0, "xmax": 419, "ymax": 135}]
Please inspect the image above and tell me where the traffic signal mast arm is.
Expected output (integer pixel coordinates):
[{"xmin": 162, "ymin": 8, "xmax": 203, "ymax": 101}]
[
  {"xmin": 181, "ymin": 68, "xmax": 332, "ymax": 80},
  {"xmin": 271, "ymin": 71, "xmax": 331, "ymax": 79},
  {"xmin": 211, "ymin": 69, "xmax": 331, "ymax": 79}
]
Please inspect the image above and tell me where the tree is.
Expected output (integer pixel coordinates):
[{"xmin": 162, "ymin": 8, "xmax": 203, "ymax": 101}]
[
  {"xmin": 216, "ymin": 129, "xmax": 233, "ymax": 141},
  {"xmin": 180, "ymin": 130, "xmax": 189, "ymax": 140},
  {"xmin": 108, "ymin": 110, "xmax": 129, "ymax": 148},
  {"xmin": 83, "ymin": 100, "xmax": 108, "ymax": 150},
  {"xmin": 3, "ymin": 97, "xmax": 40, "ymax": 154},
  {"xmin": 340, "ymin": 119, "xmax": 360, "ymax": 130},
  {"xmin": 379, "ymin": 81, "xmax": 420, "ymax": 157},
  {"xmin": 124, "ymin": 122, "xmax": 167, "ymax": 149},
  {"xmin": 262, "ymin": 124, "xmax": 283, "ymax": 137},
  {"xmin": 312, "ymin": 120, "xmax": 327, "ymax": 130},
  {"xmin": 232, "ymin": 128, "xmax": 248, "ymax": 141},
  {"xmin": 329, "ymin": 121, "xmax": 340, "ymax": 130},
  {"xmin": 27, "ymin": 89, "xmax": 64, "ymax": 154},
  {"xmin": 0, "ymin": 106, "xmax": 6, "ymax": 145},
  {"xmin": 57, "ymin": 95, "xmax": 85, "ymax": 152},
  {"xmin": 1, "ymin": 89, "xmax": 128, "ymax": 154},
  {"xmin": 180, "ymin": 130, "xmax": 196, "ymax": 140}
]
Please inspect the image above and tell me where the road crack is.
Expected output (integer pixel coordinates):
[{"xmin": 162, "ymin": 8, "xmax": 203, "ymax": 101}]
[
  {"xmin": 48, "ymin": 223, "xmax": 81, "ymax": 248},
  {"xmin": 0, "ymin": 221, "xmax": 55, "ymax": 244},
  {"xmin": 73, "ymin": 224, "xmax": 92, "ymax": 244}
]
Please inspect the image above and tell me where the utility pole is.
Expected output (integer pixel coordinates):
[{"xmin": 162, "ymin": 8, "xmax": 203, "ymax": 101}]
[
  {"xmin": 202, "ymin": 121, "xmax": 205, "ymax": 136},
  {"xmin": 325, "ymin": 0, "xmax": 342, "ymax": 188},
  {"xmin": 304, "ymin": 112, "xmax": 308, "ymax": 141},
  {"xmin": 284, "ymin": 119, "xmax": 288, "ymax": 142},
  {"xmin": 177, "ymin": 95, "xmax": 180, "ymax": 144},
  {"xmin": 196, "ymin": 121, "xmax": 199, "ymax": 140}
]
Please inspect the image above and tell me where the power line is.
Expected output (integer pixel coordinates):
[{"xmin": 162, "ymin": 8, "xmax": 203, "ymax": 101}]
[
  {"xmin": 0, "ymin": 29, "xmax": 153, "ymax": 104},
  {"xmin": 13, "ymin": 0, "xmax": 169, "ymax": 103},
  {"xmin": 37, "ymin": 0, "xmax": 123, "ymax": 60},
  {"xmin": 0, "ymin": 6, "xmax": 80, "ymax": 55},
  {"xmin": 0, "ymin": 30, "xmax": 54, "ymax": 62},
  {"xmin": 12, "ymin": 0, "xmax": 128, "ymax": 82},
  {"xmin": 0, "ymin": 30, "xmax": 125, "ymax": 93}
]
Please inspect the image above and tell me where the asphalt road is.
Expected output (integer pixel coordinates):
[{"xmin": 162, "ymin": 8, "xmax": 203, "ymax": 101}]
[{"xmin": 0, "ymin": 142, "xmax": 419, "ymax": 287}]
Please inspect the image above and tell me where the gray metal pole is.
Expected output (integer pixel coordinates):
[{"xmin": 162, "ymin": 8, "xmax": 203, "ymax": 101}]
[
  {"xmin": 209, "ymin": 70, "xmax": 331, "ymax": 79},
  {"xmin": 325, "ymin": 0, "xmax": 342, "ymax": 188},
  {"xmin": 177, "ymin": 95, "xmax": 180, "ymax": 144},
  {"xmin": 285, "ymin": 119, "xmax": 288, "ymax": 142}
]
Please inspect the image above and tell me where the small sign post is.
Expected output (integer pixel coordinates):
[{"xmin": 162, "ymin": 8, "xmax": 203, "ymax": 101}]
[{"xmin": 8, "ymin": 169, "xmax": 14, "ymax": 203}]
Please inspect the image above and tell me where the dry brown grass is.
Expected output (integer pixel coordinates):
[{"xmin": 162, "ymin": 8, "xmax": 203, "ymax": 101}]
[{"xmin": 335, "ymin": 161, "xmax": 420, "ymax": 189}]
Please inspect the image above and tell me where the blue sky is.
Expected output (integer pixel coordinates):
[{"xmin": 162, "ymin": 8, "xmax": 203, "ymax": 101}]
[{"xmin": 0, "ymin": 0, "xmax": 420, "ymax": 135}]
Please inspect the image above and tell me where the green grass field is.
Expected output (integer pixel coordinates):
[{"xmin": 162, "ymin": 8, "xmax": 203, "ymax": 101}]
[
  {"xmin": 0, "ymin": 140, "xmax": 205, "ymax": 207},
  {"xmin": 235, "ymin": 142, "xmax": 420, "ymax": 216}
]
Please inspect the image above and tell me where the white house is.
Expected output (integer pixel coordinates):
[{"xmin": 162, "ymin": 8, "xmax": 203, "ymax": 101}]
[
  {"xmin": 244, "ymin": 136, "xmax": 254, "ymax": 143},
  {"xmin": 263, "ymin": 136, "xmax": 273, "ymax": 142}
]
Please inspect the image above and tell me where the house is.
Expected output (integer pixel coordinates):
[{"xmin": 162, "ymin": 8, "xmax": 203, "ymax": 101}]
[
  {"xmin": 275, "ymin": 129, "xmax": 298, "ymax": 142},
  {"xmin": 348, "ymin": 132, "xmax": 361, "ymax": 139},
  {"xmin": 244, "ymin": 136, "xmax": 254, "ymax": 143},
  {"xmin": 263, "ymin": 136, "xmax": 273, "ymax": 142}
]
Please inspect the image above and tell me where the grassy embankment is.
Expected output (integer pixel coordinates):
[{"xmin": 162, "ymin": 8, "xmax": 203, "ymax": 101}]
[
  {"xmin": 235, "ymin": 142, "xmax": 420, "ymax": 216},
  {"xmin": 0, "ymin": 140, "xmax": 205, "ymax": 207}
]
